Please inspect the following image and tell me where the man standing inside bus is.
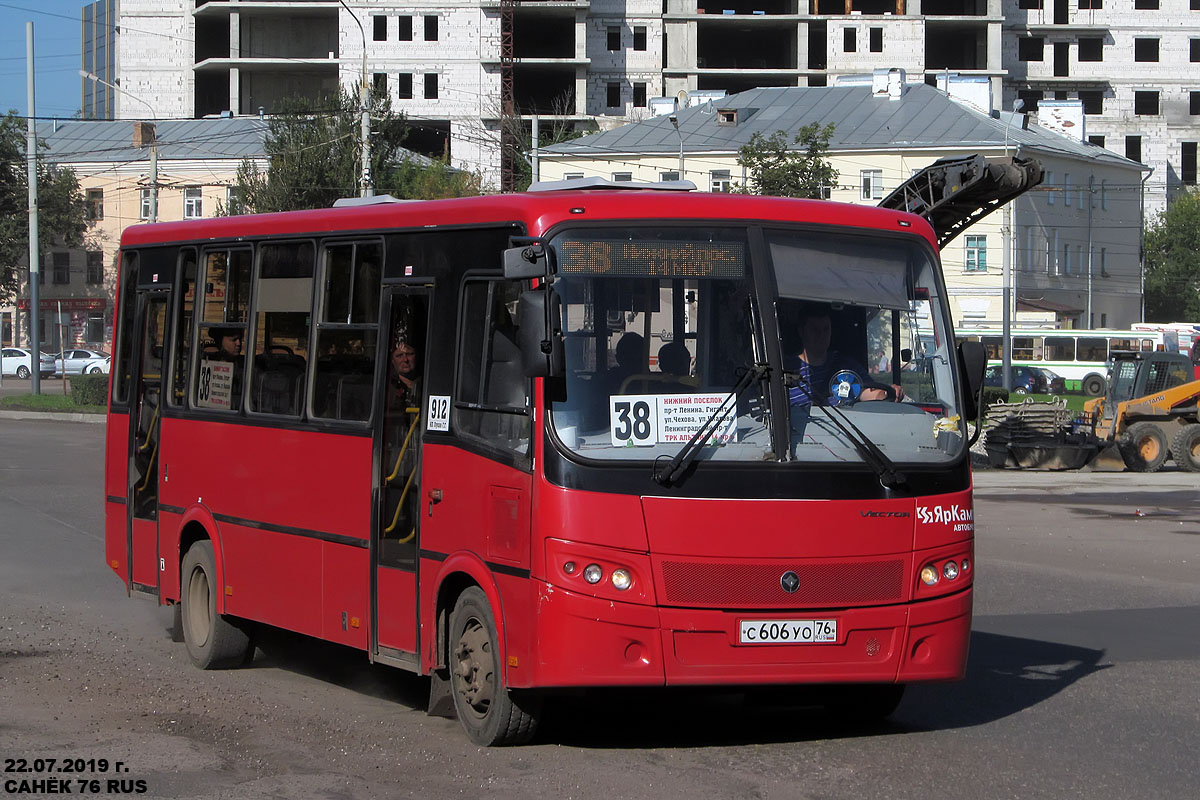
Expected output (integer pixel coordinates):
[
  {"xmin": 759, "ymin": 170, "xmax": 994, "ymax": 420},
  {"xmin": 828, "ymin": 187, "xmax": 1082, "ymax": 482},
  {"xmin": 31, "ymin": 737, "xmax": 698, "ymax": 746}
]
[{"xmin": 390, "ymin": 338, "xmax": 421, "ymax": 411}]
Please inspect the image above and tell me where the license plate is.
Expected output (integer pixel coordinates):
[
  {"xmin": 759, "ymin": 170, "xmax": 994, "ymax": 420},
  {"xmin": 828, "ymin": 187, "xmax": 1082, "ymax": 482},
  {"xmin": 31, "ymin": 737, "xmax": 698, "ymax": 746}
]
[{"xmin": 738, "ymin": 619, "xmax": 837, "ymax": 644}]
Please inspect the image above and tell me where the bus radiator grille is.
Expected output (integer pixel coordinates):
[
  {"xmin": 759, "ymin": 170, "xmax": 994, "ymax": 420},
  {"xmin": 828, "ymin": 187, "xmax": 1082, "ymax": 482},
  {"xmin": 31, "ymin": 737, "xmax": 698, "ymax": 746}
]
[{"xmin": 660, "ymin": 559, "xmax": 905, "ymax": 607}]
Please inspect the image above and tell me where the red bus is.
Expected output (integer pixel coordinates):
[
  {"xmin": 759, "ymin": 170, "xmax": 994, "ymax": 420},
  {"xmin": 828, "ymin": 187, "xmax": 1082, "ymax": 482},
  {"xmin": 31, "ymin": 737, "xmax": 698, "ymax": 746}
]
[{"xmin": 104, "ymin": 184, "xmax": 987, "ymax": 745}]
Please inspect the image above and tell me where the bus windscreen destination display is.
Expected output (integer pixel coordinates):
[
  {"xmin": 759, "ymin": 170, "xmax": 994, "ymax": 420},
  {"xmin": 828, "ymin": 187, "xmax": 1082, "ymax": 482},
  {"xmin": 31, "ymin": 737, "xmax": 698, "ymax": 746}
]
[{"xmin": 559, "ymin": 240, "xmax": 745, "ymax": 277}]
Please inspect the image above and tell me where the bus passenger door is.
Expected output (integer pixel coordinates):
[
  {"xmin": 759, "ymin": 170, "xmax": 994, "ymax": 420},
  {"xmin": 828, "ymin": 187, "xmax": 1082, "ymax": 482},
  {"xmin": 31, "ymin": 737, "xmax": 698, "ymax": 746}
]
[
  {"xmin": 127, "ymin": 292, "xmax": 168, "ymax": 595},
  {"xmin": 373, "ymin": 287, "xmax": 430, "ymax": 661}
]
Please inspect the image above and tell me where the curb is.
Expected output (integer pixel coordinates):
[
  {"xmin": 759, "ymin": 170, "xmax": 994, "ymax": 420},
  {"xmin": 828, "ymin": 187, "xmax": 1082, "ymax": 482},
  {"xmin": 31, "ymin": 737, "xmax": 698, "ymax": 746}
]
[{"xmin": 0, "ymin": 410, "xmax": 105, "ymax": 424}]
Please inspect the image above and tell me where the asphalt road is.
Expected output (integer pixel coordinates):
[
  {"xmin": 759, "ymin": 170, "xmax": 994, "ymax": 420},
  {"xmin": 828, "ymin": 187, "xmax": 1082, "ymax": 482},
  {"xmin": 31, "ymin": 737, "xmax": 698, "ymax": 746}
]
[{"xmin": 1, "ymin": 418, "xmax": 1197, "ymax": 799}]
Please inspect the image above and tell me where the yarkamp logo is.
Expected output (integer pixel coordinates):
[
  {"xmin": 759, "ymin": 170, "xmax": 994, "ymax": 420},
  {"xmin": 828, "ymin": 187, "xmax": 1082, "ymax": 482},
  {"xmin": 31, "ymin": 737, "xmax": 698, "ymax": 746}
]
[
  {"xmin": 780, "ymin": 571, "xmax": 801, "ymax": 593},
  {"xmin": 916, "ymin": 504, "xmax": 974, "ymax": 531}
]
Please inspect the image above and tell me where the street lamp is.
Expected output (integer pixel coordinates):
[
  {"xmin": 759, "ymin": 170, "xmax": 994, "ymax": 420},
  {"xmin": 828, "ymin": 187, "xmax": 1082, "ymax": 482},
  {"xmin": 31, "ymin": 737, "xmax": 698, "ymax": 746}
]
[
  {"xmin": 79, "ymin": 70, "xmax": 157, "ymax": 222},
  {"xmin": 669, "ymin": 114, "xmax": 684, "ymax": 180},
  {"xmin": 338, "ymin": 0, "xmax": 373, "ymax": 197}
]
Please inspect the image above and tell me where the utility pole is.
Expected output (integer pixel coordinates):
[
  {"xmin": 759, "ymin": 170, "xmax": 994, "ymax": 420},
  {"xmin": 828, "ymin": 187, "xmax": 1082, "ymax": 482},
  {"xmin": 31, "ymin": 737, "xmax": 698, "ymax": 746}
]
[
  {"xmin": 27, "ymin": 22, "xmax": 41, "ymax": 396},
  {"xmin": 81, "ymin": 71, "xmax": 158, "ymax": 221}
]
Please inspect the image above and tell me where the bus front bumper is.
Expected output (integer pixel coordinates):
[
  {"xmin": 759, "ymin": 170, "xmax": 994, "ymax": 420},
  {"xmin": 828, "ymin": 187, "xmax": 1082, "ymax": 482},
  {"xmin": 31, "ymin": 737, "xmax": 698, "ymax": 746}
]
[{"xmin": 530, "ymin": 583, "xmax": 971, "ymax": 687}]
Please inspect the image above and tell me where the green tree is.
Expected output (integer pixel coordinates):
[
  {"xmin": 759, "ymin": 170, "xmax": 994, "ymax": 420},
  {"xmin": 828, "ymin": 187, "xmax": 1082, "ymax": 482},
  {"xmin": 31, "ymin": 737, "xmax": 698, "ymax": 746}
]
[
  {"xmin": 1144, "ymin": 190, "xmax": 1200, "ymax": 322},
  {"xmin": 225, "ymin": 89, "xmax": 482, "ymax": 213},
  {"xmin": 0, "ymin": 111, "xmax": 88, "ymax": 304},
  {"xmin": 735, "ymin": 124, "xmax": 839, "ymax": 199}
]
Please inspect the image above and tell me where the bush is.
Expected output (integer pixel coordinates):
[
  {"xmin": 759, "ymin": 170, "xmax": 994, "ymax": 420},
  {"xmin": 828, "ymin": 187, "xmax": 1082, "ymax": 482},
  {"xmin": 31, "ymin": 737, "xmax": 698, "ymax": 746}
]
[
  {"xmin": 982, "ymin": 387, "xmax": 1009, "ymax": 412},
  {"xmin": 71, "ymin": 373, "xmax": 109, "ymax": 406}
]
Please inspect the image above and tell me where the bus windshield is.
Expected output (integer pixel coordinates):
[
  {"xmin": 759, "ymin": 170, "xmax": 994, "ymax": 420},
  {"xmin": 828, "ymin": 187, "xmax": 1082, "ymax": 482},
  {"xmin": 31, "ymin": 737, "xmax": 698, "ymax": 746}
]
[{"xmin": 546, "ymin": 225, "xmax": 965, "ymax": 467}]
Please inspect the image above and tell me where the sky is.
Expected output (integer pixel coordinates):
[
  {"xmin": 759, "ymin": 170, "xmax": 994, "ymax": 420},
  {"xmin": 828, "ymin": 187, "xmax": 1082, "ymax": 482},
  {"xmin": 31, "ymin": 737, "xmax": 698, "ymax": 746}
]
[{"xmin": 0, "ymin": 1, "xmax": 89, "ymax": 120}]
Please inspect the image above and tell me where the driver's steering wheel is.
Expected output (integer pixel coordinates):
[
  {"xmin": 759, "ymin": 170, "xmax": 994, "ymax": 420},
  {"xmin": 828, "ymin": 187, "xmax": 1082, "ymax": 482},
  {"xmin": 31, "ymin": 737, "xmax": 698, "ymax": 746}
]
[{"xmin": 829, "ymin": 369, "xmax": 896, "ymax": 404}]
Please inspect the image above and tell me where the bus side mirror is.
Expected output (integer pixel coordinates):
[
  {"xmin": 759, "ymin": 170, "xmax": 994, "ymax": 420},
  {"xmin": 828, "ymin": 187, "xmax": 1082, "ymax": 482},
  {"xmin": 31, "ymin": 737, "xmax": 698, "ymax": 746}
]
[
  {"xmin": 957, "ymin": 340, "xmax": 987, "ymax": 421},
  {"xmin": 516, "ymin": 289, "xmax": 564, "ymax": 377},
  {"xmin": 504, "ymin": 243, "xmax": 551, "ymax": 280}
]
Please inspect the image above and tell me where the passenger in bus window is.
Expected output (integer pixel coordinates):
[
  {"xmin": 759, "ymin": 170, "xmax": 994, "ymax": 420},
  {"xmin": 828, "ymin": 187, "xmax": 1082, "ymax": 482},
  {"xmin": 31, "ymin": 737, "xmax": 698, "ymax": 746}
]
[
  {"xmin": 208, "ymin": 326, "xmax": 244, "ymax": 410},
  {"xmin": 390, "ymin": 338, "xmax": 422, "ymax": 410},
  {"xmin": 609, "ymin": 332, "xmax": 646, "ymax": 394},
  {"xmin": 788, "ymin": 307, "xmax": 904, "ymax": 405}
]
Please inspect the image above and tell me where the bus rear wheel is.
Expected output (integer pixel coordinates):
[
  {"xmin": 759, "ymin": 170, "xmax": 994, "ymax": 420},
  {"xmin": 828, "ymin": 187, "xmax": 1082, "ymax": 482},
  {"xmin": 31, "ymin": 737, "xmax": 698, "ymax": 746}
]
[
  {"xmin": 449, "ymin": 587, "xmax": 540, "ymax": 746},
  {"xmin": 180, "ymin": 541, "xmax": 253, "ymax": 669},
  {"xmin": 1083, "ymin": 374, "xmax": 1106, "ymax": 397}
]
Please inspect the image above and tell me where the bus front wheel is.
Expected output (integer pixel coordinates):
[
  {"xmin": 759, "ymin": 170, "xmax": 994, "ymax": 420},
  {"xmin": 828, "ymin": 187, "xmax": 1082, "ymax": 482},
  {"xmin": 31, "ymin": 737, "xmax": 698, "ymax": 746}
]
[
  {"xmin": 449, "ymin": 587, "xmax": 540, "ymax": 746},
  {"xmin": 180, "ymin": 540, "xmax": 253, "ymax": 669}
]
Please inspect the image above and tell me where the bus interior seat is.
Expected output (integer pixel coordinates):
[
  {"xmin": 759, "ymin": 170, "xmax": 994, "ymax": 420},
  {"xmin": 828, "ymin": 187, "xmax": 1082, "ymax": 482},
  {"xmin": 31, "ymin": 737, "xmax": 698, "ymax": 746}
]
[
  {"xmin": 336, "ymin": 374, "xmax": 373, "ymax": 420},
  {"xmin": 253, "ymin": 351, "xmax": 307, "ymax": 415},
  {"xmin": 485, "ymin": 330, "xmax": 526, "ymax": 408}
]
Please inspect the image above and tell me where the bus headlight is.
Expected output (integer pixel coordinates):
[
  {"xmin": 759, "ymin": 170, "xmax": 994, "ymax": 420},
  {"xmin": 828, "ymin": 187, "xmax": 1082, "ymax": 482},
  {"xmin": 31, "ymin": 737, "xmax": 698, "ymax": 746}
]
[
  {"xmin": 583, "ymin": 564, "xmax": 604, "ymax": 584},
  {"xmin": 943, "ymin": 561, "xmax": 960, "ymax": 580},
  {"xmin": 610, "ymin": 568, "xmax": 632, "ymax": 591},
  {"xmin": 919, "ymin": 564, "xmax": 940, "ymax": 586}
]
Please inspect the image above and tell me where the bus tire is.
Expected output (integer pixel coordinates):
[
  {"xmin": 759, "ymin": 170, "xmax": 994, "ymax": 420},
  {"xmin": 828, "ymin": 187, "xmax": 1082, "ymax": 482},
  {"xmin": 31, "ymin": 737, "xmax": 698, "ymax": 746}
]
[
  {"xmin": 449, "ymin": 587, "xmax": 540, "ymax": 746},
  {"xmin": 1083, "ymin": 374, "xmax": 1106, "ymax": 397},
  {"xmin": 1170, "ymin": 424, "xmax": 1200, "ymax": 472},
  {"xmin": 180, "ymin": 540, "xmax": 253, "ymax": 669},
  {"xmin": 1119, "ymin": 422, "xmax": 1169, "ymax": 473}
]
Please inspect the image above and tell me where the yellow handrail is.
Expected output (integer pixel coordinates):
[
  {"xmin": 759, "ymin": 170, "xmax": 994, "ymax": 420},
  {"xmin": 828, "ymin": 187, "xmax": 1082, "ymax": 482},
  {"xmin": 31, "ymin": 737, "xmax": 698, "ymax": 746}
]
[
  {"xmin": 385, "ymin": 408, "xmax": 420, "ymax": 484},
  {"xmin": 135, "ymin": 438, "xmax": 158, "ymax": 494},
  {"xmin": 137, "ymin": 403, "xmax": 160, "ymax": 453},
  {"xmin": 383, "ymin": 468, "xmax": 418, "ymax": 535}
]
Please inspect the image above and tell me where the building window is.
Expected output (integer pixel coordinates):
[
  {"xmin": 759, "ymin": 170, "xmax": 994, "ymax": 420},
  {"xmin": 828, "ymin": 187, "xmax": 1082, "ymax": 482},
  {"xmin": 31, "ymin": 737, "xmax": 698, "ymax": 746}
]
[
  {"xmin": 612, "ymin": 172, "xmax": 633, "ymax": 182},
  {"xmin": 1079, "ymin": 91, "xmax": 1103, "ymax": 115},
  {"xmin": 607, "ymin": 26, "xmax": 620, "ymax": 51},
  {"xmin": 1063, "ymin": 243, "xmax": 1071, "ymax": 275},
  {"xmin": 226, "ymin": 185, "xmax": 243, "ymax": 213},
  {"xmin": 86, "ymin": 251, "xmax": 104, "ymax": 285},
  {"xmin": 1088, "ymin": 134, "xmax": 1105, "ymax": 148},
  {"xmin": 1018, "ymin": 0, "xmax": 1042, "ymax": 7},
  {"xmin": 860, "ymin": 169, "xmax": 882, "ymax": 200},
  {"xmin": 1101, "ymin": 179, "xmax": 1108, "ymax": 210},
  {"xmin": 424, "ymin": 16, "xmax": 438, "ymax": 41},
  {"xmin": 1134, "ymin": 38, "xmax": 1159, "ymax": 62},
  {"xmin": 1192, "ymin": 91, "xmax": 1200, "ymax": 115},
  {"xmin": 710, "ymin": 170, "xmax": 732, "ymax": 193},
  {"xmin": 1126, "ymin": 135, "xmax": 1142, "ymax": 163},
  {"xmin": 607, "ymin": 82, "xmax": 620, "ymax": 108},
  {"xmin": 660, "ymin": 171, "xmax": 680, "ymax": 181},
  {"xmin": 1184, "ymin": 142, "xmax": 1198, "ymax": 185},
  {"xmin": 1078, "ymin": 37, "xmax": 1103, "ymax": 62},
  {"xmin": 1017, "ymin": 90, "xmax": 1043, "ymax": 111},
  {"xmin": 1133, "ymin": 0, "xmax": 1158, "ymax": 7},
  {"xmin": 86, "ymin": 314, "xmax": 104, "ymax": 342},
  {"xmin": 424, "ymin": 73, "xmax": 438, "ymax": 99},
  {"xmin": 1018, "ymin": 37, "xmax": 1044, "ymax": 62},
  {"xmin": 844, "ymin": 28, "xmax": 856, "ymax": 53},
  {"xmin": 1078, "ymin": 0, "xmax": 1101, "ymax": 8},
  {"xmin": 633, "ymin": 83, "xmax": 646, "ymax": 107},
  {"xmin": 1134, "ymin": 91, "xmax": 1159, "ymax": 116},
  {"xmin": 85, "ymin": 189, "xmax": 103, "ymax": 221},
  {"xmin": 139, "ymin": 188, "xmax": 152, "ymax": 220},
  {"xmin": 869, "ymin": 27, "xmax": 882, "ymax": 53},
  {"xmin": 397, "ymin": 73, "xmax": 412, "ymax": 100},
  {"xmin": 1192, "ymin": 39, "xmax": 1200, "ymax": 62},
  {"xmin": 564, "ymin": 173, "xmax": 584, "ymax": 180},
  {"xmin": 373, "ymin": 15, "xmax": 386, "ymax": 42},
  {"xmin": 184, "ymin": 187, "xmax": 203, "ymax": 219},
  {"xmin": 1100, "ymin": 247, "xmax": 1108, "ymax": 276},
  {"xmin": 1046, "ymin": 170, "xmax": 1055, "ymax": 204},
  {"xmin": 373, "ymin": 72, "xmax": 387, "ymax": 95},
  {"xmin": 634, "ymin": 26, "xmax": 646, "ymax": 51},
  {"xmin": 398, "ymin": 16, "xmax": 412, "ymax": 41},
  {"xmin": 1063, "ymin": 172, "xmax": 1071, "ymax": 207},
  {"xmin": 965, "ymin": 235, "xmax": 987, "ymax": 272},
  {"xmin": 52, "ymin": 251, "xmax": 70, "ymax": 285}
]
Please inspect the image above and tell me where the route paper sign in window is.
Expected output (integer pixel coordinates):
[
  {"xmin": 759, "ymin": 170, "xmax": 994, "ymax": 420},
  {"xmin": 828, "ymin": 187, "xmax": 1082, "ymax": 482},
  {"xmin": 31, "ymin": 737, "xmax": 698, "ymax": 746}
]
[{"xmin": 609, "ymin": 393, "xmax": 736, "ymax": 447}]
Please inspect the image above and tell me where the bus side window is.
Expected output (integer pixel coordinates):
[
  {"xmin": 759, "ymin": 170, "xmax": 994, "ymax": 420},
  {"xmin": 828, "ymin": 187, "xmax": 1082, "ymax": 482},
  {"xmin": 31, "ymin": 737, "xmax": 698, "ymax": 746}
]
[
  {"xmin": 455, "ymin": 279, "xmax": 530, "ymax": 457},
  {"xmin": 191, "ymin": 248, "xmax": 252, "ymax": 412},
  {"xmin": 311, "ymin": 240, "xmax": 381, "ymax": 422},
  {"xmin": 248, "ymin": 241, "xmax": 314, "ymax": 417},
  {"xmin": 168, "ymin": 249, "xmax": 196, "ymax": 408}
]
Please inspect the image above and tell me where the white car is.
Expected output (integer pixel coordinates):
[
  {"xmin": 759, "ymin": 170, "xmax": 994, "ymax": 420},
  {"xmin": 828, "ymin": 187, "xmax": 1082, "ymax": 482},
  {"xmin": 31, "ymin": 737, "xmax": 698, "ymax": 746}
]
[
  {"xmin": 56, "ymin": 348, "xmax": 111, "ymax": 375},
  {"xmin": 1, "ymin": 348, "xmax": 57, "ymax": 379}
]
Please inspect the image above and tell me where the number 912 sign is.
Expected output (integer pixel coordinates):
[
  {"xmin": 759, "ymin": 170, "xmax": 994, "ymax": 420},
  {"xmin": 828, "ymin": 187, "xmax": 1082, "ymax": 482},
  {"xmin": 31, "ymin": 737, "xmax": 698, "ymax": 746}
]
[{"xmin": 610, "ymin": 395, "xmax": 658, "ymax": 446}]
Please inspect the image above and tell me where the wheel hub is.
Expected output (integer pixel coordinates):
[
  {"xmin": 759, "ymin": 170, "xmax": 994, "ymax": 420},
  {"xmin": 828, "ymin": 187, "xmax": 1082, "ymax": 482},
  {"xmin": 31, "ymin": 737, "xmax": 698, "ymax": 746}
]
[{"xmin": 453, "ymin": 618, "xmax": 494, "ymax": 716}]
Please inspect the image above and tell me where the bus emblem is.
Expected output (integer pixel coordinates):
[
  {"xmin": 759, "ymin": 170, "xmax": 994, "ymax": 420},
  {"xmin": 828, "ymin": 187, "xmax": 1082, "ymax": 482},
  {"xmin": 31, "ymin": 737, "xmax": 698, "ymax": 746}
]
[{"xmin": 780, "ymin": 571, "xmax": 801, "ymax": 593}]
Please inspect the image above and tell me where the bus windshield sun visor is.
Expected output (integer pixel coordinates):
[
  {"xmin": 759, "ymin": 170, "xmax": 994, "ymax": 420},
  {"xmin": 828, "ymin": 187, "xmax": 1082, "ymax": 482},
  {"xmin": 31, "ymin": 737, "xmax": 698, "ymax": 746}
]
[{"xmin": 770, "ymin": 237, "xmax": 910, "ymax": 309}]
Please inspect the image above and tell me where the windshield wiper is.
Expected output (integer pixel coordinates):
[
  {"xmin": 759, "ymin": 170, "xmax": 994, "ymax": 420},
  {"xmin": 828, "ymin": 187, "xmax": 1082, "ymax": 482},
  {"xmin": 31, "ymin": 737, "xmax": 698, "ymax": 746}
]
[
  {"xmin": 652, "ymin": 363, "xmax": 769, "ymax": 487},
  {"xmin": 785, "ymin": 373, "xmax": 907, "ymax": 493}
]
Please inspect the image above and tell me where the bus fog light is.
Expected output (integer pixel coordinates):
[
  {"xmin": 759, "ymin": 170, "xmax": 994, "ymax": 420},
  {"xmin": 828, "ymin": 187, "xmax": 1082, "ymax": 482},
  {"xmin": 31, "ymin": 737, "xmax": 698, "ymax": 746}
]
[
  {"xmin": 943, "ymin": 561, "xmax": 959, "ymax": 580},
  {"xmin": 920, "ymin": 564, "xmax": 940, "ymax": 586},
  {"xmin": 583, "ymin": 564, "xmax": 603, "ymax": 584},
  {"xmin": 563, "ymin": 561, "xmax": 577, "ymax": 575},
  {"xmin": 610, "ymin": 569, "xmax": 632, "ymax": 591},
  {"xmin": 960, "ymin": 557, "xmax": 970, "ymax": 573}
]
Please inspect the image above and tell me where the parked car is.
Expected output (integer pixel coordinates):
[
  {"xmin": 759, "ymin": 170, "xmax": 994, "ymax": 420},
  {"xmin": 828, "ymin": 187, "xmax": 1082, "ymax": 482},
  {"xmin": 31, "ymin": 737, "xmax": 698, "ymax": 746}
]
[
  {"xmin": 55, "ymin": 348, "xmax": 111, "ymax": 375},
  {"xmin": 984, "ymin": 364, "xmax": 1066, "ymax": 395},
  {"xmin": 1, "ymin": 347, "xmax": 57, "ymax": 379}
]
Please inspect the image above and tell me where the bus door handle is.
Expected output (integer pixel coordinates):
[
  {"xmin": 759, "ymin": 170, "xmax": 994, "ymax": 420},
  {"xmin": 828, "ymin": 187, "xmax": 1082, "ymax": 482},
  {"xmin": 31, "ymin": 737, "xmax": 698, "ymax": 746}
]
[{"xmin": 427, "ymin": 488, "xmax": 443, "ymax": 517}]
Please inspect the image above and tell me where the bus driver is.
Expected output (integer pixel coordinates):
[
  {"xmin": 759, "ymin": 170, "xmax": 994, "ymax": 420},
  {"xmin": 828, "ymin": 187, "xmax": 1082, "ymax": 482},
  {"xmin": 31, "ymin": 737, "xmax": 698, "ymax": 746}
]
[{"xmin": 789, "ymin": 307, "xmax": 905, "ymax": 405}]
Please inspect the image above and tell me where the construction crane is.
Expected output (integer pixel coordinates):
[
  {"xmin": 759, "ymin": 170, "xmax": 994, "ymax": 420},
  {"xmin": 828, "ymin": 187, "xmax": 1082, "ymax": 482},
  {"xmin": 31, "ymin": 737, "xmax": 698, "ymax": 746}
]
[{"xmin": 500, "ymin": 0, "xmax": 516, "ymax": 192}]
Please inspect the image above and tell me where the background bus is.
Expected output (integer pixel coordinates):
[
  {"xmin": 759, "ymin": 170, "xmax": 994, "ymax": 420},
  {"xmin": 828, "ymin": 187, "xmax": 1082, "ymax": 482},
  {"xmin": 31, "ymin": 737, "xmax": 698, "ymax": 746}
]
[{"xmin": 955, "ymin": 328, "xmax": 1167, "ymax": 396}]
